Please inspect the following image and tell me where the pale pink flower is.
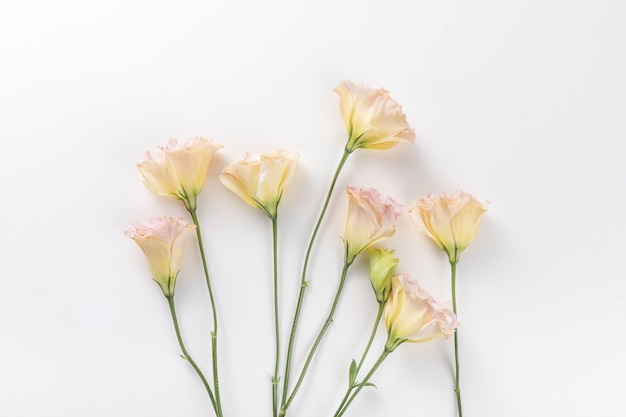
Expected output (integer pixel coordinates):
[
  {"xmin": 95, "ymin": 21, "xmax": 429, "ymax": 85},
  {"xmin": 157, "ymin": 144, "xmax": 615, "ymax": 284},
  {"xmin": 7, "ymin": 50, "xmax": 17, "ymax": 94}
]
[
  {"xmin": 125, "ymin": 217, "xmax": 196, "ymax": 297},
  {"xmin": 137, "ymin": 137, "xmax": 223, "ymax": 210},
  {"xmin": 220, "ymin": 149, "xmax": 299, "ymax": 218},
  {"xmin": 343, "ymin": 185, "xmax": 402, "ymax": 264},
  {"xmin": 384, "ymin": 274, "xmax": 458, "ymax": 351},
  {"xmin": 409, "ymin": 192, "xmax": 489, "ymax": 264},
  {"xmin": 334, "ymin": 80, "xmax": 415, "ymax": 152}
]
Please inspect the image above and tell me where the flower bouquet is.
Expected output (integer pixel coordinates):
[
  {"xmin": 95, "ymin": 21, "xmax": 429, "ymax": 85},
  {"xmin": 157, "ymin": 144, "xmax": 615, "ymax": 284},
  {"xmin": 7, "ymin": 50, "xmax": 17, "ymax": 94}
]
[{"xmin": 126, "ymin": 80, "xmax": 488, "ymax": 417}]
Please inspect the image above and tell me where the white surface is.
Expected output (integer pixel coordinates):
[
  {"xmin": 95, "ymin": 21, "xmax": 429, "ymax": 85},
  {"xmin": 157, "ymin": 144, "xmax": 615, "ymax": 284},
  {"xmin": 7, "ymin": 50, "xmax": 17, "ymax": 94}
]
[{"xmin": 1, "ymin": 1, "xmax": 625, "ymax": 416}]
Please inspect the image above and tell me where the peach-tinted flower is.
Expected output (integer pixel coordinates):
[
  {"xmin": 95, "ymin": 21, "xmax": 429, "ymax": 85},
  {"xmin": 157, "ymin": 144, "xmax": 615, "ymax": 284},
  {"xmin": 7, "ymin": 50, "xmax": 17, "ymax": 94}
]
[
  {"xmin": 137, "ymin": 137, "xmax": 223, "ymax": 211},
  {"xmin": 368, "ymin": 248, "xmax": 399, "ymax": 304},
  {"xmin": 334, "ymin": 80, "xmax": 415, "ymax": 152},
  {"xmin": 343, "ymin": 185, "xmax": 402, "ymax": 264},
  {"xmin": 409, "ymin": 192, "xmax": 489, "ymax": 264},
  {"xmin": 384, "ymin": 274, "xmax": 458, "ymax": 351},
  {"xmin": 219, "ymin": 149, "xmax": 299, "ymax": 218},
  {"xmin": 125, "ymin": 217, "xmax": 196, "ymax": 297}
]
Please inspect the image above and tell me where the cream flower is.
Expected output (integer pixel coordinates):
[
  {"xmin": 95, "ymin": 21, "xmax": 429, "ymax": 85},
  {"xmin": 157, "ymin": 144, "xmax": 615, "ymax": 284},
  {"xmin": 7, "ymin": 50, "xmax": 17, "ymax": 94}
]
[
  {"xmin": 219, "ymin": 149, "xmax": 299, "ymax": 218},
  {"xmin": 137, "ymin": 137, "xmax": 223, "ymax": 211},
  {"xmin": 368, "ymin": 248, "xmax": 399, "ymax": 304},
  {"xmin": 125, "ymin": 217, "xmax": 196, "ymax": 297},
  {"xmin": 409, "ymin": 192, "xmax": 489, "ymax": 264},
  {"xmin": 334, "ymin": 80, "xmax": 415, "ymax": 152},
  {"xmin": 384, "ymin": 274, "xmax": 458, "ymax": 351},
  {"xmin": 343, "ymin": 185, "xmax": 402, "ymax": 264}
]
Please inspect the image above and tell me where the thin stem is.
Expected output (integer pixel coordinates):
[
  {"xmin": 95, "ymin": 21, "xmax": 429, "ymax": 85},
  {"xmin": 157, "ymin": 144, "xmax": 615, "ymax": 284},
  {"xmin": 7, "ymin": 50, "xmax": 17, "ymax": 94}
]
[
  {"xmin": 451, "ymin": 261, "xmax": 463, "ymax": 417},
  {"xmin": 356, "ymin": 303, "xmax": 384, "ymax": 374},
  {"xmin": 189, "ymin": 207, "xmax": 224, "ymax": 417},
  {"xmin": 280, "ymin": 149, "xmax": 351, "ymax": 412},
  {"xmin": 271, "ymin": 215, "xmax": 280, "ymax": 417},
  {"xmin": 166, "ymin": 296, "xmax": 218, "ymax": 414},
  {"xmin": 334, "ymin": 349, "xmax": 391, "ymax": 417},
  {"xmin": 281, "ymin": 259, "xmax": 352, "ymax": 415},
  {"xmin": 335, "ymin": 303, "xmax": 384, "ymax": 414}
]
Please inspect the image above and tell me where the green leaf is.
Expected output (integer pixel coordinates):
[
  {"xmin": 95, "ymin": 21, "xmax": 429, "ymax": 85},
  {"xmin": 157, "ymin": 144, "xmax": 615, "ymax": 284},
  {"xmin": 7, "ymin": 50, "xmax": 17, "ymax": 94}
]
[
  {"xmin": 348, "ymin": 359, "xmax": 357, "ymax": 387},
  {"xmin": 361, "ymin": 382, "xmax": 377, "ymax": 389}
]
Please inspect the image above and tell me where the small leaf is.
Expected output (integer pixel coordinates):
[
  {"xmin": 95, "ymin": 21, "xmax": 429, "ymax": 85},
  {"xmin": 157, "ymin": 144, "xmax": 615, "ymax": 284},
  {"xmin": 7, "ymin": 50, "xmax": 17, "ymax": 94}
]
[
  {"xmin": 361, "ymin": 382, "xmax": 377, "ymax": 389},
  {"xmin": 348, "ymin": 359, "xmax": 357, "ymax": 387}
]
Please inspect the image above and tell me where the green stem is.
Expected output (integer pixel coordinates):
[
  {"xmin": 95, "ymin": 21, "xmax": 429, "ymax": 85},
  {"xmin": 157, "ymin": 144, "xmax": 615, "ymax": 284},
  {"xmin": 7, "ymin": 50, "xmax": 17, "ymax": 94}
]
[
  {"xmin": 189, "ymin": 207, "xmax": 224, "ymax": 417},
  {"xmin": 271, "ymin": 215, "xmax": 280, "ymax": 417},
  {"xmin": 334, "ymin": 349, "xmax": 391, "ymax": 417},
  {"xmin": 356, "ymin": 303, "xmax": 384, "ymax": 374},
  {"xmin": 280, "ymin": 149, "xmax": 351, "ymax": 413},
  {"xmin": 451, "ymin": 261, "xmax": 463, "ymax": 417},
  {"xmin": 335, "ymin": 303, "xmax": 384, "ymax": 414},
  {"xmin": 281, "ymin": 259, "xmax": 352, "ymax": 415},
  {"xmin": 166, "ymin": 296, "xmax": 218, "ymax": 414}
]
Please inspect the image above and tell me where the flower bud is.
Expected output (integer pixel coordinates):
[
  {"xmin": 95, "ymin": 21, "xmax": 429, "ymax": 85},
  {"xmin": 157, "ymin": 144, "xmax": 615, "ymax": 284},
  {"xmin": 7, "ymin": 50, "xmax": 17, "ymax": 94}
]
[{"xmin": 368, "ymin": 248, "xmax": 399, "ymax": 304}]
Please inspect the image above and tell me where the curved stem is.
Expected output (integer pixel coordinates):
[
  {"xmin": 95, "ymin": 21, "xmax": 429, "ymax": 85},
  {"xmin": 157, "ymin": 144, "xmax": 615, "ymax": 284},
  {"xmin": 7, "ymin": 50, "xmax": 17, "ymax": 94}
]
[
  {"xmin": 451, "ymin": 261, "xmax": 463, "ymax": 417},
  {"xmin": 280, "ymin": 149, "xmax": 351, "ymax": 412},
  {"xmin": 271, "ymin": 215, "xmax": 280, "ymax": 417},
  {"xmin": 189, "ymin": 208, "xmax": 224, "ymax": 417},
  {"xmin": 281, "ymin": 259, "xmax": 352, "ymax": 415},
  {"xmin": 167, "ymin": 296, "xmax": 218, "ymax": 414},
  {"xmin": 334, "ymin": 350, "xmax": 390, "ymax": 417},
  {"xmin": 335, "ymin": 303, "xmax": 384, "ymax": 414}
]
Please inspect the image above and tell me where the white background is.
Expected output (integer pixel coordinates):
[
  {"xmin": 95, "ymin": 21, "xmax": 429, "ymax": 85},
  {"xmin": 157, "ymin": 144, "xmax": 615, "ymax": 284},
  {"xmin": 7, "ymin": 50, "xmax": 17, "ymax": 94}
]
[{"xmin": 1, "ymin": 0, "xmax": 625, "ymax": 416}]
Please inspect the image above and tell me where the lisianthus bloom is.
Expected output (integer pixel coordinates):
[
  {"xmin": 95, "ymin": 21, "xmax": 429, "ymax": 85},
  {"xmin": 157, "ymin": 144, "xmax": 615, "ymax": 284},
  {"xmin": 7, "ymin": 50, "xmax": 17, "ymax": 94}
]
[
  {"xmin": 334, "ymin": 80, "xmax": 415, "ymax": 152},
  {"xmin": 384, "ymin": 274, "xmax": 458, "ymax": 351},
  {"xmin": 343, "ymin": 185, "xmax": 402, "ymax": 264},
  {"xmin": 137, "ymin": 137, "xmax": 223, "ymax": 211},
  {"xmin": 219, "ymin": 149, "xmax": 299, "ymax": 218},
  {"xmin": 125, "ymin": 217, "xmax": 196, "ymax": 297},
  {"xmin": 368, "ymin": 248, "xmax": 399, "ymax": 304},
  {"xmin": 409, "ymin": 191, "xmax": 489, "ymax": 264}
]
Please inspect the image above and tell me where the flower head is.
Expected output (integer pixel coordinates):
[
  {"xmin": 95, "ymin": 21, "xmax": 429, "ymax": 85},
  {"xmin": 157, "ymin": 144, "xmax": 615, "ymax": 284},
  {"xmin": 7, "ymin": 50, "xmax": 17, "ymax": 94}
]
[
  {"xmin": 409, "ymin": 192, "xmax": 489, "ymax": 264},
  {"xmin": 220, "ymin": 149, "xmax": 299, "ymax": 218},
  {"xmin": 125, "ymin": 217, "xmax": 196, "ymax": 297},
  {"xmin": 368, "ymin": 248, "xmax": 399, "ymax": 304},
  {"xmin": 384, "ymin": 274, "xmax": 458, "ymax": 351},
  {"xmin": 343, "ymin": 185, "xmax": 402, "ymax": 264},
  {"xmin": 137, "ymin": 137, "xmax": 223, "ymax": 211},
  {"xmin": 334, "ymin": 80, "xmax": 415, "ymax": 152}
]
